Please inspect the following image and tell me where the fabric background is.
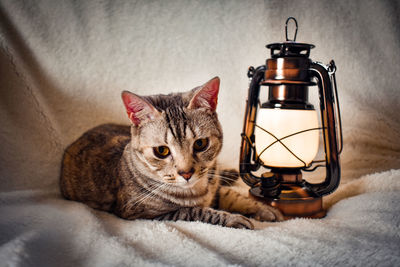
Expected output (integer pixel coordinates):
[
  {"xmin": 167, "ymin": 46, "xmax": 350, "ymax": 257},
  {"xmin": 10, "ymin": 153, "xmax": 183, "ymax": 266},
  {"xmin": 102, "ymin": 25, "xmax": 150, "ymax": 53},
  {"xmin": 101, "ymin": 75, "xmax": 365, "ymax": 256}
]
[{"xmin": 0, "ymin": 0, "xmax": 399, "ymax": 266}]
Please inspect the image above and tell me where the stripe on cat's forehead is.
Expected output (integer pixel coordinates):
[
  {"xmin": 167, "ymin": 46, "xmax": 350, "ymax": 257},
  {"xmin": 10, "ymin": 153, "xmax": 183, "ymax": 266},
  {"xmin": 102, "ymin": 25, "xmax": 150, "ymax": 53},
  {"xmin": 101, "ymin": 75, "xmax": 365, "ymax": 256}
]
[
  {"xmin": 146, "ymin": 93, "xmax": 192, "ymax": 144},
  {"xmin": 165, "ymin": 105, "xmax": 188, "ymax": 143}
]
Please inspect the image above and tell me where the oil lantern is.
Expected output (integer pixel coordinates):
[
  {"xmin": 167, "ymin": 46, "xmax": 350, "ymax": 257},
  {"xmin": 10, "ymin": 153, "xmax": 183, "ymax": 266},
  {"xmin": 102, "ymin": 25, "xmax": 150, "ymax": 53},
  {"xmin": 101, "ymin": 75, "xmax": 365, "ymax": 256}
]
[{"xmin": 239, "ymin": 17, "xmax": 343, "ymax": 219}]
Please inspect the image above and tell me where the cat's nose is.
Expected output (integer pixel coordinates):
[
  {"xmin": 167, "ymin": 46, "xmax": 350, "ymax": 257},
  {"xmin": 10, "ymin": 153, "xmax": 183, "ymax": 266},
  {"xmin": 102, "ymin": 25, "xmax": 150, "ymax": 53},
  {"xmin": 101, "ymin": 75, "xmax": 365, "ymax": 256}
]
[{"xmin": 178, "ymin": 168, "xmax": 195, "ymax": 181}]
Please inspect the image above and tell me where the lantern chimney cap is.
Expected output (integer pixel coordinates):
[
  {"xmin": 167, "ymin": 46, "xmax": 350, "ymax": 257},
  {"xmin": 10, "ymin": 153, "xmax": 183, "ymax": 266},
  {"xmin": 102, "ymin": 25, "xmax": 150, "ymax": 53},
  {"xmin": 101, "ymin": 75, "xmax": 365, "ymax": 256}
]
[{"xmin": 266, "ymin": 17, "xmax": 315, "ymax": 58}]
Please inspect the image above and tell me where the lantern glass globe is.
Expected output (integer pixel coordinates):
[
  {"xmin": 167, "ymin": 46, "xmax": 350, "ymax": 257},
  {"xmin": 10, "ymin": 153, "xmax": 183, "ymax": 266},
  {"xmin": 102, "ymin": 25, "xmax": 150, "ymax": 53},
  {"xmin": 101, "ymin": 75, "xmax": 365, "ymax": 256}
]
[{"xmin": 254, "ymin": 108, "xmax": 319, "ymax": 168}]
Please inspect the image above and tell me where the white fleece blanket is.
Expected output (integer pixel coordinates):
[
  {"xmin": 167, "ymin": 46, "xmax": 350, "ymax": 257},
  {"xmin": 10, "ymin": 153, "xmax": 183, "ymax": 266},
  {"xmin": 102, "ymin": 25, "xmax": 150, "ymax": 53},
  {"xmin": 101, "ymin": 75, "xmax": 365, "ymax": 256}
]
[
  {"xmin": 0, "ymin": 170, "xmax": 399, "ymax": 266},
  {"xmin": 1, "ymin": 0, "xmax": 400, "ymax": 266}
]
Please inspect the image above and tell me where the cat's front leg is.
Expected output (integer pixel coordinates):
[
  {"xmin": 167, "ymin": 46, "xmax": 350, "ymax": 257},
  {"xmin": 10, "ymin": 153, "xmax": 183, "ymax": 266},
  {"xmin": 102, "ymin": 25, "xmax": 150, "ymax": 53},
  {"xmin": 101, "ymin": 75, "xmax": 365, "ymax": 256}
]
[
  {"xmin": 154, "ymin": 207, "xmax": 254, "ymax": 229},
  {"xmin": 218, "ymin": 186, "xmax": 284, "ymax": 222}
]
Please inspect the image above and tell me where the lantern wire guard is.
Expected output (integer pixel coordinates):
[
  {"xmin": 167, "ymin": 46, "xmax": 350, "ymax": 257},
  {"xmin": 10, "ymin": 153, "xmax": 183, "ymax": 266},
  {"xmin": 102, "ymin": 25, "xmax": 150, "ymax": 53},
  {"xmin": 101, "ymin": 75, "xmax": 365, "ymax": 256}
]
[{"xmin": 239, "ymin": 17, "xmax": 342, "ymax": 219}]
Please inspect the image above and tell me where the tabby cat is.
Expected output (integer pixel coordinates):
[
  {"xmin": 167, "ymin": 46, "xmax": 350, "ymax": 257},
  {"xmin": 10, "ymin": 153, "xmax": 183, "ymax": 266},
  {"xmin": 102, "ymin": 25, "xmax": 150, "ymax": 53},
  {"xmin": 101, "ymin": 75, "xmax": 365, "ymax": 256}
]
[{"xmin": 60, "ymin": 77, "xmax": 282, "ymax": 229}]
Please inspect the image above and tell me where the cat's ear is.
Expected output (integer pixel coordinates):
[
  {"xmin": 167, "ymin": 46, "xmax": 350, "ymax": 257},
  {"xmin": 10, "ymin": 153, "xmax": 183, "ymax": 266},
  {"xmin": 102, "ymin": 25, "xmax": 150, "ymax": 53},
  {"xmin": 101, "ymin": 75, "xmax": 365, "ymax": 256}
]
[
  {"xmin": 188, "ymin": 77, "xmax": 220, "ymax": 112},
  {"xmin": 121, "ymin": 91, "xmax": 161, "ymax": 126}
]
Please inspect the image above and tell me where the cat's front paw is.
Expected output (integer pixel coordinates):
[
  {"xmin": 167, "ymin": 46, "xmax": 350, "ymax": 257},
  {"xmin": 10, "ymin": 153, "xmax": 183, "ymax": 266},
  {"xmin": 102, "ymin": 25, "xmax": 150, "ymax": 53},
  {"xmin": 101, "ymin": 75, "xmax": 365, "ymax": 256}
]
[
  {"xmin": 225, "ymin": 214, "xmax": 254, "ymax": 229},
  {"xmin": 254, "ymin": 205, "xmax": 284, "ymax": 222}
]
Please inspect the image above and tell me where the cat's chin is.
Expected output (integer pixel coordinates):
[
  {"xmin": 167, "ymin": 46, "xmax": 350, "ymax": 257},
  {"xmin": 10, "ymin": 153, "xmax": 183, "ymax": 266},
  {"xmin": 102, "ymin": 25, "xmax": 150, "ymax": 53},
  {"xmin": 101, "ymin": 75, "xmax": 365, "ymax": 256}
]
[
  {"xmin": 165, "ymin": 176, "xmax": 208, "ymax": 191},
  {"xmin": 166, "ymin": 180, "xmax": 200, "ymax": 188}
]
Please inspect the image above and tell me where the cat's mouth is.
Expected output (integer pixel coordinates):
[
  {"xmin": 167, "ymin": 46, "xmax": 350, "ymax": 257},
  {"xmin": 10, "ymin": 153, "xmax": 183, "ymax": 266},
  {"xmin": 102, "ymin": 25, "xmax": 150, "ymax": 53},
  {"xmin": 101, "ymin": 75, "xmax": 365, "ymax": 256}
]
[{"xmin": 163, "ymin": 173, "xmax": 206, "ymax": 188}]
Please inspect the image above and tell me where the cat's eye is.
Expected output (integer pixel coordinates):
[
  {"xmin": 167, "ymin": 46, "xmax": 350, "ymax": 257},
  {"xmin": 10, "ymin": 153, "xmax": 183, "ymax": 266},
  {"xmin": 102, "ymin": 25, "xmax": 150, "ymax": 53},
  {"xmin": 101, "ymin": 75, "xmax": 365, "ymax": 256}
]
[
  {"xmin": 193, "ymin": 138, "xmax": 209, "ymax": 152},
  {"xmin": 153, "ymin": 146, "xmax": 170, "ymax": 158}
]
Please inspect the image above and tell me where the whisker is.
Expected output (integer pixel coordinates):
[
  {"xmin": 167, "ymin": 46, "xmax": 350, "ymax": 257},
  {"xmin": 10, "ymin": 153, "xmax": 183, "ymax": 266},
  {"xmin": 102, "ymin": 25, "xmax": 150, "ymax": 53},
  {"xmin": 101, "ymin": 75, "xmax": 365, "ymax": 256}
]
[
  {"xmin": 190, "ymin": 178, "xmax": 203, "ymax": 188},
  {"xmin": 131, "ymin": 183, "xmax": 166, "ymax": 211},
  {"xmin": 132, "ymin": 185, "xmax": 166, "ymax": 212},
  {"xmin": 209, "ymin": 171, "xmax": 247, "ymax": 176},
  {"xmin": 208, "ymin": 173, "xmax": 237, "ymax": 178},
  {"xmin": 206, "ymin": 174, "xmax": 238, "ymax": 186},
  {"xmin": 215, "ymin": 162, "xmax": 258, "ymax": 166},
  {"xmin": 207, "ymin": 174, "xmax": 238, "ymax": 181},
  {"xmin": 134, "ymin": 182, "xmax": 163, "ymax": 200},
  {"xmin": 132, "ymin": 188, "xmax": 159, "ymax": 208}
]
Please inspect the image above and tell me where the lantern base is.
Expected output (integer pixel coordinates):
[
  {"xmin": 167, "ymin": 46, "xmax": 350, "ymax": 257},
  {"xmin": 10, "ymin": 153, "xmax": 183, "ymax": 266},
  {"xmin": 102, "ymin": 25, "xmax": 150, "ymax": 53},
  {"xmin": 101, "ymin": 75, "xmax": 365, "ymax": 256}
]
[{"xmin": 250, "ymin": 183, "xmax": 326, "ymax": 220}]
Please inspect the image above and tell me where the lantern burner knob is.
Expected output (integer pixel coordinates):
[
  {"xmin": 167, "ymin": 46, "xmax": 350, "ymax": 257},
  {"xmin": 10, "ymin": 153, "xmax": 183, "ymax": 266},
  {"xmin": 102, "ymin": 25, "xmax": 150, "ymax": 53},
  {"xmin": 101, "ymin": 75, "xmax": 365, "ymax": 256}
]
[{"xmin": 260, "ymin": 172, "xmax": 280, "ymax": 198}]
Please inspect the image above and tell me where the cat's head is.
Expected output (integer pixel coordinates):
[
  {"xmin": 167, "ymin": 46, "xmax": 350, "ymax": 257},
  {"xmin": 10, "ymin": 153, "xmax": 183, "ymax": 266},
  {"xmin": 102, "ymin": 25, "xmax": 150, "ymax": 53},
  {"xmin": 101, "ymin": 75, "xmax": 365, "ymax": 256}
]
[{"xmin": 121, "ymin": 77, "xmax": 222, "ymax": 189}]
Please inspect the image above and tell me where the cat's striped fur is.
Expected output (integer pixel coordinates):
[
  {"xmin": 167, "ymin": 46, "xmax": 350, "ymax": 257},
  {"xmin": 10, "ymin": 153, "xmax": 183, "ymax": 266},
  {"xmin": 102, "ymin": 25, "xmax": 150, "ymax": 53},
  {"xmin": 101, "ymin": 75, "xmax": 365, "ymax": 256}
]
[{"xmin": 60, "ymin": 77, "xmax": 282, "ymax": 229}]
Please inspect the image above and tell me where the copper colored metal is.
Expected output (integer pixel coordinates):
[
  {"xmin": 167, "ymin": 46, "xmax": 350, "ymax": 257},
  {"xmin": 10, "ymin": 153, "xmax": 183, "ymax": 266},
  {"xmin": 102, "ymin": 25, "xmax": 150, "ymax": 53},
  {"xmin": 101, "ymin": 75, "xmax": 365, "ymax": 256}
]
[
  {"xmin": 252, "ymin": 171, "xmax": 326, "ymax": 219},
  {"xmin": 263, "ymin": 57, "xmax": 314, "ymax": 85},
  {"xmin": 276, "ymin": 172, "xmax": 302, "ymax": 184},
  {"xmin": 269, "ymin": 85, "xmax": 308, "ymax": 102},
  {"xmin": 261, "ymin": 84, "xmax": 315, "ymax": 110},
  {"xmin": 250, "ymin": 184, "xmax": 326, "ymax": 219}
]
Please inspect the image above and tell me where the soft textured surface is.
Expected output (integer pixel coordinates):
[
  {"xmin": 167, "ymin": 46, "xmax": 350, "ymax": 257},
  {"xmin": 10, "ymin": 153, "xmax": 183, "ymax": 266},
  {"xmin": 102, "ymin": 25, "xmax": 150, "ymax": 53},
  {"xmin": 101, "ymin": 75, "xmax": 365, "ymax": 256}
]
[
  {"xmin": 1, "ymin": 0, "xmax": 399, "ymax": 266},
  {"xmin": 0, "ymin": 170, "xmax": 399, "ymax": 266}
]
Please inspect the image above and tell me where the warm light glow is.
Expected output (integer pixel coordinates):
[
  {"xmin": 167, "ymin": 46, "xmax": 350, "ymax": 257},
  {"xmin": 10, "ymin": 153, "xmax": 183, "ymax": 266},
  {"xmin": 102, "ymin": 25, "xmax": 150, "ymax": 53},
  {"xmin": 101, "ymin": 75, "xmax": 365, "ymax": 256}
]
[{"xmin": 255, "ymin": 108, "xmax": 319, "ymax": 168}]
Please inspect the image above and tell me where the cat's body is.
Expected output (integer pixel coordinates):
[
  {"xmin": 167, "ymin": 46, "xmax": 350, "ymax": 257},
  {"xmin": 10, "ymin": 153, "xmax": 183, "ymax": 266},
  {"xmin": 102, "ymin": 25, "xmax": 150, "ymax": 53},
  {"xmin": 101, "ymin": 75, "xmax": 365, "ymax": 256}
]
[{"xmin": 60, "ymin": 78, "xmax": 282, "ymax": 229}]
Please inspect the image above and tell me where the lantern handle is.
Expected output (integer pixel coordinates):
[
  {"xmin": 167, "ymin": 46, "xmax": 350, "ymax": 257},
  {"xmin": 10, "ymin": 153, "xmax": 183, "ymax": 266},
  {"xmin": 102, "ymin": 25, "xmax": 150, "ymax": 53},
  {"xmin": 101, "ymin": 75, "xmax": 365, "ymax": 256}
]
[
  {"xmin": 285, "ymin": 17, "xmax": 298, "ymax": 42},
  {"xmin": 307, "ymin": 62, "xmax": 341, "ymax": 196},
  {"xmin": 328, "ymin": 60, "xmax": 343, "ymax": 154}
]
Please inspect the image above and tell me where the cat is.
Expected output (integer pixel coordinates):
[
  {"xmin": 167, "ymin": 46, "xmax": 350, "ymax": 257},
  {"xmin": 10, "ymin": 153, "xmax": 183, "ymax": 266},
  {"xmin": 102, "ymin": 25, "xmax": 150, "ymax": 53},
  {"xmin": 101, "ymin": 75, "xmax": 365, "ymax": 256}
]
[{"xmin": 60, "ymin": 77, "xmax": 283, "ymax": 229}]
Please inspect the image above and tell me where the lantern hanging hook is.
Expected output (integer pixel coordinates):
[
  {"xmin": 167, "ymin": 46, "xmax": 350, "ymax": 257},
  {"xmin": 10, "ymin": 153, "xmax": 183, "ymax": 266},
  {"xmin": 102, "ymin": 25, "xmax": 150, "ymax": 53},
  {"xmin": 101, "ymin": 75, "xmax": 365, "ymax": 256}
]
[{"xmin": 285, "ymin": 17, "xmax": 298, "ymax": 42}]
